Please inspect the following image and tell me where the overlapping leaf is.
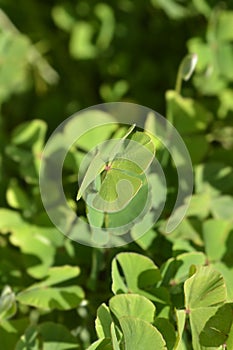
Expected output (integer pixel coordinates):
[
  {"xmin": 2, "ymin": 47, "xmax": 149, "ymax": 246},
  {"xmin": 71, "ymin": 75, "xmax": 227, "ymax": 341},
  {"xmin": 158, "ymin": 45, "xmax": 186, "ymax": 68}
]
[{"xmin": 184, "ymin": 266, "xmax": 229, "ymax": 350}]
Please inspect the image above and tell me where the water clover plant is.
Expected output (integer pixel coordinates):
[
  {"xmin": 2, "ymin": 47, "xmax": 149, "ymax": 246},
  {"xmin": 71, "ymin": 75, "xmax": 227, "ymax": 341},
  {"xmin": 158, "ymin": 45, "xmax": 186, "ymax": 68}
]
[{"xmin": 77, "ymin": 124, "xmax": 155, "ymax": 215}]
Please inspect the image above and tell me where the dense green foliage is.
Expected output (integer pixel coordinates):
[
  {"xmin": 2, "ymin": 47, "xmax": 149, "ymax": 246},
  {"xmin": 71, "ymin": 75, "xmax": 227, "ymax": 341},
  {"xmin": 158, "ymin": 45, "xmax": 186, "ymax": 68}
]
[{"xmin": 0, "ymin": 0, "xmax": 233, "ymax": 349}]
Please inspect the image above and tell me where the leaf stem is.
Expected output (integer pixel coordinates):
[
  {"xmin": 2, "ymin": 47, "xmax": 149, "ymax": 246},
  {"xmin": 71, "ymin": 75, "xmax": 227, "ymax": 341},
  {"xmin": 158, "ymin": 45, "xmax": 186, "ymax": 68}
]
[{"xmin": 175, "ymin": 67, "xmax": 183, "ymax": 95}]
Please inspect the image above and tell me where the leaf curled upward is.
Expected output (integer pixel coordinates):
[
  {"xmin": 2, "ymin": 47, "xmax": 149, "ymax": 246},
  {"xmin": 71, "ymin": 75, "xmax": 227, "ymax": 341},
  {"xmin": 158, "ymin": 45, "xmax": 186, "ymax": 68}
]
[
  {"xmin": 180, "ymin": 53, "xmax": 198, "ymax": 81},
  {"xmin": 175, "ymin": 53, "xmax": 198, "ymax": 94},
  {"xmin": 77, "ymin": 124, "xmax": 155, "ymax": 213}
]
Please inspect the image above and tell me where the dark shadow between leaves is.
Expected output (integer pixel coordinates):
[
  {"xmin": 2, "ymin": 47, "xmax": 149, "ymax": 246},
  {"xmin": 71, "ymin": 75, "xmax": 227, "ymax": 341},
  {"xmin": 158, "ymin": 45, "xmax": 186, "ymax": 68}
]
[
  {"xmin": 199, "ymin": 304, "xmax": 233, "ymax": 347},
  {"xmin": 222, "ymin": 229, "xmax": 233, "ymax": 268},
  {"xmin": 48, "ymin": 290, "xmax": 83, "ymax": 310}
]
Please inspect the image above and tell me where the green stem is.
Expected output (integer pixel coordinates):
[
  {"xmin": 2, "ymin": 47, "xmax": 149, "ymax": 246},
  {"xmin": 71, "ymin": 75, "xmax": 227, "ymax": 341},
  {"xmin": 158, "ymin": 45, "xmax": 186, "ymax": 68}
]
[
  {"xmin": 87, "ymin": 248, "xmax": 104, "ymax": 291},
  {"xmin": 175, "ymin": 67, "xmax": 183, "ymax": 95}
]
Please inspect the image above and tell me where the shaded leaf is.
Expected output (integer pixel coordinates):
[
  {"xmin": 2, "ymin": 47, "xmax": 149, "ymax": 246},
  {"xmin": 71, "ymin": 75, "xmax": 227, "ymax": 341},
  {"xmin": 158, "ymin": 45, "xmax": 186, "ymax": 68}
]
[
  {"xmin": 199, "ymin": 304, "xmax": 233, "ymax": 347},
  {"xmin": 153, "ymin": 318, "xmax": 176, "ymax": 350},
  {"xmin": 95, "ymin": 304, "xmax": 112, "ymax": 339}
]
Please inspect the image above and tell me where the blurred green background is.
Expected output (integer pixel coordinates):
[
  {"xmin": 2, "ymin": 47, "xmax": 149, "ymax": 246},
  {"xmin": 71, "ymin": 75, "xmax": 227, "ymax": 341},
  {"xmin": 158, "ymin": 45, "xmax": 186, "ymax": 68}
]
[{"xmin": 0, "ymin": 0, "xmax": 210, "ymax": 131}]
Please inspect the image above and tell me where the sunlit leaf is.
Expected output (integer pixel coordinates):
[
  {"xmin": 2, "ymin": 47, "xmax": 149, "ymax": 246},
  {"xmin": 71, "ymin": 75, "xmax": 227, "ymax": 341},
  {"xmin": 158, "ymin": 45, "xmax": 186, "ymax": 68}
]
[
  {"xmin": 17, "ymin": 266, "xmax": 84, "ymax": 310},
  {"xmin": 109, "ymin": 294, "xmax": 156, "ymax": 323},
  {"xmin": 119, "ymin": 316, "xmax": 167, "ymax": 350}
]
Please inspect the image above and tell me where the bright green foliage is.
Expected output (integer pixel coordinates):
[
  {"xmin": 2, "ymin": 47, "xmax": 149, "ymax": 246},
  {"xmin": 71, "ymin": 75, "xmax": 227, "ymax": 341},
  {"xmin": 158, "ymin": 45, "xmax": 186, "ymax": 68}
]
[
  {"xmin": 89, "ymin": 253, "xmax": 233, "ymax": 349},
  {"xmin": 0, "ymin": 1, "xmax": 233, "ymax": 349},
  {"xmin": 184, "ymin": 266, "xmax": 227, "ymax": 349},
  {"xmin": 119, "ymin": 316, "xmax": 167, "ymax": 350},
  {"xmin": 17, "ymin": 266, "xmax": 84, "ymax": 310},
  {"xmin": 109, "ymin": 294, "xmax": 156, "ymax": 322}
]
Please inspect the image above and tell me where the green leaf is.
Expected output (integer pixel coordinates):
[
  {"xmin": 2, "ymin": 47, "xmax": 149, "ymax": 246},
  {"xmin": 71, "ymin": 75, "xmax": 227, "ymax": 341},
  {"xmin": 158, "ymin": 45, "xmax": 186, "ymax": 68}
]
[
  {"xmin": 0, "ymin": 286, "xmax": 16, "ymax": 321},
  {"xmin": 121, "ymin": 131, "xmax": 155, "ymax": 170},
  {"xmin": 166, "ymin": 218, "xmax": 204, "ymax": 246},
  {"xmin": 39, "ymin": 322, "xmax": 79, "ymax": 350},
  {"xmin": 76, "ymin": 124, "xmax": 118, "ymax": 152},
  {"xmin": 153, "ymin": 318, "xmax": 176, "ymax": 350},
  {"xmin": 11, "ymin": 119, "xmax": 47, "ymax": 153},
  {"xmin": 109, "ymin": 294, "xmax": 156, "ymax": 323},
  {"xmin": 217, "ymin": 11, "xmax": 233, "ymax": 42},
  {"xmin": 0, "ymin": 31, "xmax": 31, "ymax": 101},
  {"xmin": 179, "ymin": 53, "xmax": 198, "ymax": 81},
  {"xmin": 186, "ymin": 192, "xmax": 211, "ymax": 219},
  {"xmin": 213, "ymin": 263, "xmax": 233, "ymax": 302},
  {"xmin": 144, "ymin": 111, "xmax": 163, "ymax": 151},
  {"xmin": 31, "ymin": 265, "xmax": 80, "ymax": 286},
  {"xmin": 218, "ymin": 89, "xmax": 233, "ymax": 118},
  {"xmin": 6, "ymin": 179, "xmax": 31, "ymax": 211},
  {"xmin": 110, "ymin": 323, "xmax": 120, "ymax": 350},
  {"xmin": 17, "ymin": 266, "xmax": 84, "ymax": 310},
  {"xmin": 95, "ymin": 304, "xmax": 112, "ymax": 339},
  {"xmin": 103, "ymin": 179, "xmax": 149, "ymax": 230},
  {"xmin": 203, "ymin": 219, "xmax": 231, "ymax": 263},
  {"xmin": 210, "ymin": 125, "xmax": 233, "ymax": 149},
  {"xmin": 161, "ymin": 252, "xmax": 206, "ymax": 287},
  {"xmin": 133, "ymin": 228, "xmax": 156, "ymax": 250},
  {"xmin": 95, "ymin": 3, "xmax": 115, "ymax": 50},
  {"xmin": 119, "ymin": 316, "xmax": 167, "ymax": 350},
  {"xmin": 182, "ymin": 134, "xmax": 209, "ymax": 164},
  {"xmin": 100, "ymin": 80, "xmax": 129, "ymax": 102},
  {"xmin": 9, "ymin": 224, "xmax": 58, "ymax": 279},
  {"xmin": 216, "ymin": 43, "xmax": 233, "ymax": 81},
  {"xmin": 188, "ymin": 38, "xmax": 212, "ymax": 72},
  {"xmin": 0, "ymin": 319, "xmax": 29, "ymax": 350},
  {"xmin": 70, "ymin": 22, "xmax": 97, "ymax": 59},
  {"xmin": 187, "ymin": 38, "xmax": 226, "ymax": 95},
  {"xmin": 195, "ymin": 162, "xmax": 233, "ymax": 196},
  {"xmin": 184, "ymin": 266, "xmax": 228, "ymax": 350},
  {"xmin": 166, "ymin": 91, "xmax": 213, "ymax": 134},
  {"xmin": 52, "ymin": 5, "xmax": 76, "ymax": 32},
  {"xmin": 199, "ymin": 304, "xmax": 233, "ymax": 347},
  {"xmin": 151, "ymin": 0, "xmax": 191, "ymax": 19},
  {"xmin": 192, "ymin": 0, "xmax": 211, "ymax": 17},
  {"xmin": 16, "ymin": 322, "xmax": 79, "ymax": 350},
  {"xmin": 6, "ymin": 122, "xmax": 46, "ymax": 184},
  {"xmin": 184, "ymin": 266, "xmax": 226, "ymax": 309},
  {"xmin": 210, "ymin": 196, "xmax": 233, "ymax": 220},
  {"xmin": 0, "ymin": 209, "xmax": 26, "ymax": 234},
  {"xmin": 174, "ymin": 309, "xmax": 186, "ymax": 350},
  {"xmin": 188, "ymin": 307, "xmax": 221, "ymax": 350},
  {"xmin": 76, "ymin": 152, "xmax": 105, "ymax": 202},
  {"xmin": 112, "ymin": 252, "xmax": 161, "ymax": 294},
  {"xmin": 160, "ymin": 252, "xmax": 206, "ymax": 309},
  {"xmin": 76, "ymin": 124, "xmax": 135, "ymax": 202},
  {"xmin": 64, "ymin": 109, "xmax": 117, "ymax": 152},
  {"xmin": 175, "ymin": 53, "xmax": 198, "ymax": 93},
  {"xmin": 78, "ymin": 127, "xmax": 155, "ymax": 214},
  {"xmin": 112, "ymin": 253, "xmax": 169, "ymax": 304},
  {"xmin": 92, "ymin": 159, "xmax": 143, "ymax": 212},
  {"xmin": 226, "ymin": 308, "xmax": 233, "ymax": 348},
  {"xmin": 87, "ymin": 202, "xmax": 105, "ymax": 229},
  {"xmin": 15, "ymin": 325, "xmax": 39, "ymax": 350},
  {"xmin": 87, "ymin": 338, "xmax": 113, "ymax": 350}
]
